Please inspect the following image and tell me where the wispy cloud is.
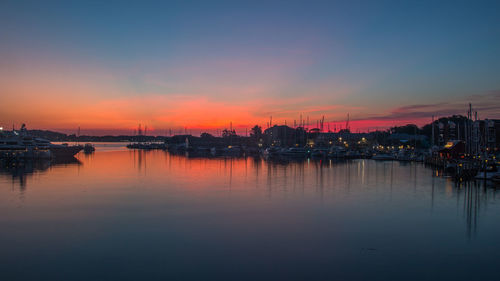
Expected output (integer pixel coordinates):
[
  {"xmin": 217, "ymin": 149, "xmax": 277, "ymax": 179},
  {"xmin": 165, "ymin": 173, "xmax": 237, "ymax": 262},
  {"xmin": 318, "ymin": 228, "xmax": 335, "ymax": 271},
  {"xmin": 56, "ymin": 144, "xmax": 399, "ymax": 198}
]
[{"xmin": 348, "ymin": 90, "xmax": 500, "ymax": 130}]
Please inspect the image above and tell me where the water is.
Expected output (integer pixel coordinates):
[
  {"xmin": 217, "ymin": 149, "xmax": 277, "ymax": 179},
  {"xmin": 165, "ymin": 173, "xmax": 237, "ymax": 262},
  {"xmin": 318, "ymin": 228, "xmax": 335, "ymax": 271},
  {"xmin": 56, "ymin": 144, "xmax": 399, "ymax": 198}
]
[{"xmin": 1, "ymin": 143, "xmax": 500, "ymax": 281}]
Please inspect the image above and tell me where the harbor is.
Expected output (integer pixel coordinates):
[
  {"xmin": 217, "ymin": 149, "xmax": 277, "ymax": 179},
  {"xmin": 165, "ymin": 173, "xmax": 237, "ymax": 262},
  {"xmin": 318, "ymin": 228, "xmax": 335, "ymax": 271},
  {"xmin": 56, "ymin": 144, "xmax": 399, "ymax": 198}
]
[
  {"xmin": 3, "ymin": 1, "xmax": 500, "ymax": 280},
  {"xmin": 120, "ymin": 109, "xmax": 500, "ymax": 184},
  {"xmin": 3, "ymin": 107, "xmax": 500, "ymax": 185}
]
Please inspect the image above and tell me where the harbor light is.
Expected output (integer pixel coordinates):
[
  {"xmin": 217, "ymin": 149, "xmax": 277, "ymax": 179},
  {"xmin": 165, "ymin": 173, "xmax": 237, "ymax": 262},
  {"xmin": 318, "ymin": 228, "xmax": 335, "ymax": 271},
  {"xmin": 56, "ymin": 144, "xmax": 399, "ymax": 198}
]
[{"xmin": 0, "ymin": 126, "xmax": 3, "ymax": 131}]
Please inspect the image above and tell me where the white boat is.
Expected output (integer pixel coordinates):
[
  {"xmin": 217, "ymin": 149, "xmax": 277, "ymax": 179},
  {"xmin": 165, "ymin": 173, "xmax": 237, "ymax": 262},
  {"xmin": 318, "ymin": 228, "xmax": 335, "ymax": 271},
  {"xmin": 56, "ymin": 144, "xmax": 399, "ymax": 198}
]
[{"xmin": 0, "ymin": 124, "xmax": 82, "ymax": 158}]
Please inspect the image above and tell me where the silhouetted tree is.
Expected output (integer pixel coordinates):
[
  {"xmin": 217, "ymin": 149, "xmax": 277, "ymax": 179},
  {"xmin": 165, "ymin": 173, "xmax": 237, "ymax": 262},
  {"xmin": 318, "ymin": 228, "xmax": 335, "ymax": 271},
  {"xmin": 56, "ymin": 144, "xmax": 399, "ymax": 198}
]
[
  {"xmin": 222, "ymin": 129, "xmax": 236, "ymax": 138},
  {"xmin": 390, "ymin": 124, "xmax": 420, "ymax": 135},
  {"xmin": 250, "ymin": 125, "xmax": 262, "ymax": 139},
  {"xmin": 200, "ymin": 132, "xmax": 214, "ymax": 139}
]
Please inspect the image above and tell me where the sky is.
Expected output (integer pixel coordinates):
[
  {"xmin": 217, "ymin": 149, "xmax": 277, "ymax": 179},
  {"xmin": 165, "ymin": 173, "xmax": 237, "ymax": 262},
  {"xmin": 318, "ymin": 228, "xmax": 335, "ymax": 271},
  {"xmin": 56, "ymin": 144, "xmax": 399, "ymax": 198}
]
[{"xmin": 1, "ymin": 0, "xmax": 499, "ymax": 135}]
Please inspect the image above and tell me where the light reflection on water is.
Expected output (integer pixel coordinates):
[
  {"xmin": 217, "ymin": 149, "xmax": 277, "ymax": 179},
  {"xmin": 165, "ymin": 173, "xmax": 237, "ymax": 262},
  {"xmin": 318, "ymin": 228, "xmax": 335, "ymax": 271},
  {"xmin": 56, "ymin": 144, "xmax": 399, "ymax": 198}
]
[{"xmin": 1, "ymin": 145, "xmax": 500, "ymax": 281}]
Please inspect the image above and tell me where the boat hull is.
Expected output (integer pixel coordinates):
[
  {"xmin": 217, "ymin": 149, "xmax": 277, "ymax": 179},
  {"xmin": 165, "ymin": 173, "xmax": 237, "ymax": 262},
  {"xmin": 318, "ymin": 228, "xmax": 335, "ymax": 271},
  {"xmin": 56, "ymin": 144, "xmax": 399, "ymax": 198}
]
[{"xmin": 49, "ymin": 146, "xmax": 83, "ymax": 158}]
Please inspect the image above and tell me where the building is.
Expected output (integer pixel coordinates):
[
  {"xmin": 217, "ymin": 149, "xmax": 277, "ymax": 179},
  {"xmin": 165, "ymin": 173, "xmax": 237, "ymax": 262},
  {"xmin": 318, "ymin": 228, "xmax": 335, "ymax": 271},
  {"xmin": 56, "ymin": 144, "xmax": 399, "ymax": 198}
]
[
  {"xmin": 264, "ymin": 125, "xmax": 306, "ymax": 147},
  {"xmin": 438, "ymin": 140, "xmax": 465, "ymax": 159}
]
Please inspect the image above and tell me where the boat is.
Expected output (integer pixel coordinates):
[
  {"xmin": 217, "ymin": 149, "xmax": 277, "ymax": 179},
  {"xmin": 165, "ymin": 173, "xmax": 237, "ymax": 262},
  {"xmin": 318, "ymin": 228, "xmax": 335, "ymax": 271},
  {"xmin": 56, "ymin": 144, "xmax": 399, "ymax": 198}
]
[
  {"xmin": 345, "ymin": 150, "xmax": 362, "ymax": 159},
  {"xmin": 221, "ymin": 145, "xmax": 242, "ymax": 156},
  {"xmin": 280, "ymin": 147, "xmax": 308, "ymax": 158},
  {"xmin": 372, "ymin": 153, "xmax": 395, "ymax": 160},
  {"xmin": 475, "ymin": 164, "xmax": 499, "ymax": 180},
  {"xmin": 0, "ymin": 124, "xmax": 82, "ymax": 159},
  {"xmin": 396, "ymin": 150, "xmax": 411, "ymax": 161},
  {"xmin": 329, "ymin": 146, "xmax": 346, "ymax": 159},
  {"xmin": 262, "ymin": 147, "xmax": 281, "ymax": 158},
  {"xmin": 126, "ymin": 142, "xmax": 167, "ymax": 150},
  {"xmin": 48, "ymin": 144, "xmax": 84, "ymax": 158},
  {"xmin": 492, "ymin": 173, "xmax": 500, "ymax": 184},
  {"xmin": 83, "ymin": 143, "xmax": 96, "ymax": 153},
  {"xmin": 311, "ymin": 148, "xmax": 328, "ymax": 158}
]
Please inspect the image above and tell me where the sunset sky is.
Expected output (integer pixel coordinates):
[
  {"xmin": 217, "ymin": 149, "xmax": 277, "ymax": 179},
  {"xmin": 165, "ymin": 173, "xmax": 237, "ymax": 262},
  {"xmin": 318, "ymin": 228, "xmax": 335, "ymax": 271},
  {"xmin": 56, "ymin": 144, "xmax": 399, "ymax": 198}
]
[{"xmin": 1, "ymin": 0, "xmax": 500, "ymax": 135}]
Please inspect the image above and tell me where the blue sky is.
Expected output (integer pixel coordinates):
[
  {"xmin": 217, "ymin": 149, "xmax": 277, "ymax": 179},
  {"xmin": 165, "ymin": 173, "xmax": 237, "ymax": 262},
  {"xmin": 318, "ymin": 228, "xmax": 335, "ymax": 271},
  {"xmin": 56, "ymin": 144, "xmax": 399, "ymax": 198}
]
[{"xmin": 1, "ymin": 0, "xmax": 499, "ymax": 134}]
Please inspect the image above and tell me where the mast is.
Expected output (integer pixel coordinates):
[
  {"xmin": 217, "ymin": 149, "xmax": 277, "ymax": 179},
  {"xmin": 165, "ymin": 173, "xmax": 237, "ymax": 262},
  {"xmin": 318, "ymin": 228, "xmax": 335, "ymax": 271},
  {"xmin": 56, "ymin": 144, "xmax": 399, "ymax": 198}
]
[
  {"xmin": 431, "ymin": 115, "xmax": 434, "ymax": 147},
  {"xmin": 469, "ymin": 103, "xmax": 472, "ymax": 154},
  {"xmin": 77, "ymin": 126, "xmax": 81, "ymax": 145},
  {"xmin": 346, "ymin": 113, "xmax": 350, "ymax": 132}
]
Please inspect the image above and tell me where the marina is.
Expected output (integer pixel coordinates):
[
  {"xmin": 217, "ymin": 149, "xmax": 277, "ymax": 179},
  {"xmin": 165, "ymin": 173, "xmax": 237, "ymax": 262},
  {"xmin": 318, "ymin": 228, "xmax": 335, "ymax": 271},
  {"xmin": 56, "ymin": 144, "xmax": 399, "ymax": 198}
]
[
  {"xmin": 3, "ymin": 114, "xmax": 500, "ymax": 186},
  {"xmin": 2, "ymin": 1, "xmax": 500, "ymax": 279}
]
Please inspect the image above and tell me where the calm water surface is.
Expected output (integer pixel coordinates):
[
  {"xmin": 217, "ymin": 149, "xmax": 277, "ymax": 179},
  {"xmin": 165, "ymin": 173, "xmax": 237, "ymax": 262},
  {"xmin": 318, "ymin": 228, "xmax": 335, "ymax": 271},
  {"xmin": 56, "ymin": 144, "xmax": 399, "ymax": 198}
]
[{"xmin": 1, "ymin": 143, "xmax": 500, "ymax": 281}]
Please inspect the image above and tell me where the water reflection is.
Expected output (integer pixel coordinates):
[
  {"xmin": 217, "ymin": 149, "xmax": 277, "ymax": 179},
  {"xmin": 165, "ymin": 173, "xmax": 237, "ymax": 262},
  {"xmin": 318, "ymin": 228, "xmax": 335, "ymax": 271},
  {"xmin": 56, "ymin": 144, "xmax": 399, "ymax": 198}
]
[
  {"xmin": 2, "ymin": 148, "xmax": 500, "ymax": 280},
  {"xmin": 453, "ymin": 181, "xmax": 500, "ymax": 240},
  {"xmin": 0, "ymin": 157, "xmax": 81, "ymax": 190}
]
